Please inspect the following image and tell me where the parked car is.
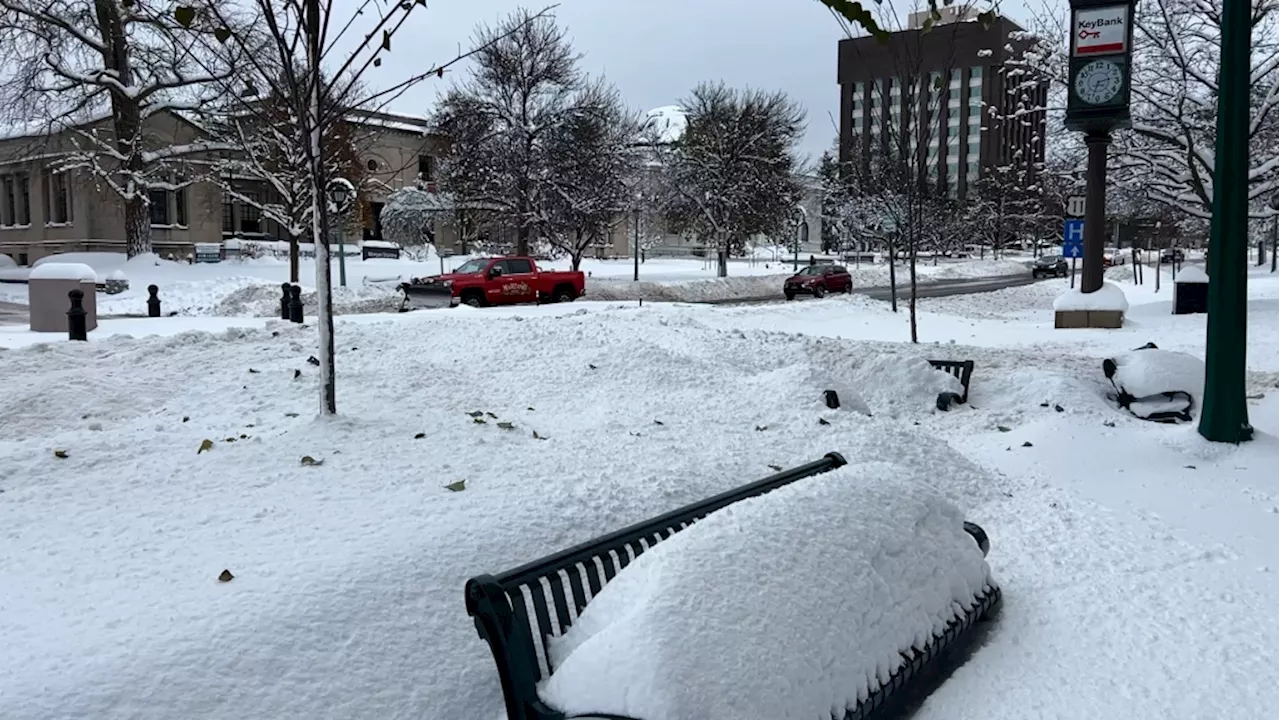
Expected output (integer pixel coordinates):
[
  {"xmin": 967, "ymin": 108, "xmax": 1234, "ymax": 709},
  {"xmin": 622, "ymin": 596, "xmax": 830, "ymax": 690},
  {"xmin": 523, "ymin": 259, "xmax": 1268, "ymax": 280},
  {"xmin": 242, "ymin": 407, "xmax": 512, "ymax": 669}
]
[
  {"xmin": 400, "ymin": 256, "xmax": 586, "ymax": 309},
  {"xmin": 1032, "ymin": 255, "xmax": 1068, "ymax": 279},
  {"xmin": 1103, "ymin": 249, "xmax": 1127, "ymax": 267},
  {"xmin": 784, "ymin": 264, "xmax": 853, "ymax": 300},
  {"xmin": 1160, "ymin": 248, "xmax": 1186, "ymax": 263}
]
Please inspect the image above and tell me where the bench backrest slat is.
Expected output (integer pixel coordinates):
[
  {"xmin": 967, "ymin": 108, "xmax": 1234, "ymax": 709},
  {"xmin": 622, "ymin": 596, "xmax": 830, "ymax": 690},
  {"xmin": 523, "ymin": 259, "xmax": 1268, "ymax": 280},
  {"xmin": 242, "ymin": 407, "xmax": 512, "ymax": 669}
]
[
  {"xmin": 928, "ymin": 359, "xmax": 975, "ymax": 403},
  {"xmin": 465, "ymin": 452, "xmax": 849, "ymax": 720}
]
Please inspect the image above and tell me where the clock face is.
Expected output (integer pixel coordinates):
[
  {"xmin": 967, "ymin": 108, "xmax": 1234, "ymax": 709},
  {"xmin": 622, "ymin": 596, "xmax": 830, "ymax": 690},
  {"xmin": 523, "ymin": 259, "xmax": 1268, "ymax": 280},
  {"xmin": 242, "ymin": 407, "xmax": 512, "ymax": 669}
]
[{"xmin": 1074, "ymin": 59, "xmax": 1124, "ymax": 105}]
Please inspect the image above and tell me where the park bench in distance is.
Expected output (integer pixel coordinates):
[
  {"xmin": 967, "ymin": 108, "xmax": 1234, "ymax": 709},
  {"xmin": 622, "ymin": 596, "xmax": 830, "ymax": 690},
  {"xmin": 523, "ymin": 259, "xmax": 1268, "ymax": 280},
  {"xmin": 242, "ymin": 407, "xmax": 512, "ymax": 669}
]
[
  {"xmin": 464, "ymin": 452, "xmax": 1002, "ymax": 720},
  {"xmin": 931, "ymin": 359, "xmax": 975, "ymax": 411}
]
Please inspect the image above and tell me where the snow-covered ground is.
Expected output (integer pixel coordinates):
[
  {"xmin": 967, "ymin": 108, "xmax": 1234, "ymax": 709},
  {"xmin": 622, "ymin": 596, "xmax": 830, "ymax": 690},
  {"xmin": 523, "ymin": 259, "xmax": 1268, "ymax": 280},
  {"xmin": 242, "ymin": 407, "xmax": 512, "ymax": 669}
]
[
  {"xmin": 0, "ymin": 250, "xmax": 1031, "ymax": 314},
  {"xmin": 0, "ymin": 262, "xmax": 1275, "ymax": 720}
]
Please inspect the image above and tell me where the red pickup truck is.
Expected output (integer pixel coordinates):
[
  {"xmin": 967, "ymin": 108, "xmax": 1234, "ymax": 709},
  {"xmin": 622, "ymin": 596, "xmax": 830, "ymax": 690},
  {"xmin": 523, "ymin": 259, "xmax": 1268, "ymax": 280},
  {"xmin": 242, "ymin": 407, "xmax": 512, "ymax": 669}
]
[{"xmin": 400, "ymin": 256, "xmax": 586, "ymax": 310}]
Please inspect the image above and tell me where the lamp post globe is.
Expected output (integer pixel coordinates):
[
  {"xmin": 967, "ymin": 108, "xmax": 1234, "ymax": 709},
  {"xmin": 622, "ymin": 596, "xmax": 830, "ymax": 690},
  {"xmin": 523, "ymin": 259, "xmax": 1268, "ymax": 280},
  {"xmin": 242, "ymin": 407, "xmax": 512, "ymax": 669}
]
[{"xmin": 326, "ymin": 177, "xmax": 356, "ymax": 215}]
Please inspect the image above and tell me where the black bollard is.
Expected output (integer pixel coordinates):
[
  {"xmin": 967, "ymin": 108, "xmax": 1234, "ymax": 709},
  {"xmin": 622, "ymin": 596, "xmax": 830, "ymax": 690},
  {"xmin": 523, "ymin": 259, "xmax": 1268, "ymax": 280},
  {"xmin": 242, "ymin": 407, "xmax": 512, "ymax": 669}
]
[
  {"xmin": 289, "ymin": 284, "xmax": 304, "ymax": 323},
  {"xmin": 147, "ymin": 284, "xmax": 161, "ymax": 318},
  {"xmin": 67, "ymin": 289, "xmax": 88, "ymax": 341},
  {"xmin": 280, "ymin": 282, "xmax": 291, "ymax": 320}
]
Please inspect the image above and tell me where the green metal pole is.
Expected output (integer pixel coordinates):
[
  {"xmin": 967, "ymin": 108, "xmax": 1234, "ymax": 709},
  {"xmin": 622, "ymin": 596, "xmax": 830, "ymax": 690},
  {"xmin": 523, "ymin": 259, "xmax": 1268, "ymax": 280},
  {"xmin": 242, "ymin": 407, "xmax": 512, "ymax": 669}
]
[
  {"xmin": 1198, "ymin": 0, "xmax": 1253, "ymax": 443},
  {"xmin": 337, "ymin": 218, "xmax": 348, "ymax": 288}
]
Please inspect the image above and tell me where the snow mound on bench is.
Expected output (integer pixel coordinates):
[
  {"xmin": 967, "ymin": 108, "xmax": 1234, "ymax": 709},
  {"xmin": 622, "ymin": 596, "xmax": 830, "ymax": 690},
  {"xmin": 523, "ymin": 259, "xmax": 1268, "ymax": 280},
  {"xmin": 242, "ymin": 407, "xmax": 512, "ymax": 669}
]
[
  {"xmin": 538, "ymin": 462, "xmax": 993, "ymax": 720},
  {"xmin": 849, "ymin": 354, "xmax": 965, "ymax": 415}
]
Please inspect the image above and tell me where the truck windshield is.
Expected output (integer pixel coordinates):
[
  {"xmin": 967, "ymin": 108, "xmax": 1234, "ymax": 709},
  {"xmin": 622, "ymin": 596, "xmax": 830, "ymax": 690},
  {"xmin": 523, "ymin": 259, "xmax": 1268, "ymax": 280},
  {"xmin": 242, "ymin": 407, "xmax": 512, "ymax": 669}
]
[{"xmin": 452, "ymin": 259, "xmax": 489, "ymax": 274}]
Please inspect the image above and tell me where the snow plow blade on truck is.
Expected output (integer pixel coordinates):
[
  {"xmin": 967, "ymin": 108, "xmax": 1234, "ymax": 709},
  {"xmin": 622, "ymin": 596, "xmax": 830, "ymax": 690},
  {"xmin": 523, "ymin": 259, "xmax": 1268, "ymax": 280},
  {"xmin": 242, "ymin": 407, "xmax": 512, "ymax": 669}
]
[
  {"xmin": 398, "ymin": 281, "xmax": 456, "ymax": 311},
  {"xmin": 464, "ymin": 452, "xmax": 1002, "ymax": 720}
]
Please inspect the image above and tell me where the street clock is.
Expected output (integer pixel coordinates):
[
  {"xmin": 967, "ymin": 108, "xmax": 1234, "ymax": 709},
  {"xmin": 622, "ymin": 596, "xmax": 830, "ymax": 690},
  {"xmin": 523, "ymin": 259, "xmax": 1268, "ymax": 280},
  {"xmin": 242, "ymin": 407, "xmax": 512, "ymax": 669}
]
[
  {"xmin": 1064, "ymin": 0, "xmax": 1136, "ymax": 132},
  {"xmin": 1074, "ymin": 59, "xmax": 1125, "ymax": 105}
]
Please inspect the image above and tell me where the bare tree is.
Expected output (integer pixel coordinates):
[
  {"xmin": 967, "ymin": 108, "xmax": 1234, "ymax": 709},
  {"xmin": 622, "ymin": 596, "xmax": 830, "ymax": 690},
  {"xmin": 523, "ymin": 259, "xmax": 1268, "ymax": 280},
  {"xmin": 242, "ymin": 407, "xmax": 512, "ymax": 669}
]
[
  {"xmin": 540, "ymin": 79, "xmax": 642, "ymax": 270},
  {"xmin": 381, "ymin": 184, "xmax": 449, "ymax": 257},
  {"xmin": 663, "ymin": 82, "xmax": 805, "ymax": 277},
  {"xmin": 434, "ymin": 10, "xmax": 581, "ymax": 257},
  {"xmin": 198, "ymin": 70, "xmax": 370, "ymax": 282},
  {"xmin": 0, "ymin": 0, "xmax": 252, "ymax": 257},
  {"xmin": 170, "ymin": 0, "xmax": 549, "ymax": 415}
]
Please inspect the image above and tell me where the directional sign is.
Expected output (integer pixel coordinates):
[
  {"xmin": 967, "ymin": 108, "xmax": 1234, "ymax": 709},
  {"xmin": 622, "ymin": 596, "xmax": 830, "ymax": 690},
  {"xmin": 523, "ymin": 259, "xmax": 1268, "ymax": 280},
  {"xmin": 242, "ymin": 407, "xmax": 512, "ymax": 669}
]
[
  {"xmin": 1066, "ymin": 195, "xmax": 1086, "ymax": 217},
  {"xmin": 1072, "ymin": 5, "xmax": 1129, "ymax": 57},
  {"xmin": 1063, "ymin": 219, "xmax": 1085, "ymax": 258}
]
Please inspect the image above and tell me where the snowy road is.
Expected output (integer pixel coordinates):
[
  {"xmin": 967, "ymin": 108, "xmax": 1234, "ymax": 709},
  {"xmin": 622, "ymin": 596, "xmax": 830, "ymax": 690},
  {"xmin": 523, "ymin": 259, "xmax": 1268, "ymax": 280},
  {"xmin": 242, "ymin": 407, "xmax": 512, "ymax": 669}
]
[
  {"xmin": 0, "ymin": 301, "xmax": 26, "ymax": 325},
  {"xmin": 707, "ymin": 273, "xmax": 1040, "ymax": 305}
]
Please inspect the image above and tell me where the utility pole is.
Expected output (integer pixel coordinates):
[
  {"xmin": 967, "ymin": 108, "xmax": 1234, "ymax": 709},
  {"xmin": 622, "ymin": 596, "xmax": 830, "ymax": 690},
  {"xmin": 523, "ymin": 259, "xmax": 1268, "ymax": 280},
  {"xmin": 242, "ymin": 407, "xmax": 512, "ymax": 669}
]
[{"xmin": 1198, "ymin": 0, "xmax": 1254, "ymax": 443}]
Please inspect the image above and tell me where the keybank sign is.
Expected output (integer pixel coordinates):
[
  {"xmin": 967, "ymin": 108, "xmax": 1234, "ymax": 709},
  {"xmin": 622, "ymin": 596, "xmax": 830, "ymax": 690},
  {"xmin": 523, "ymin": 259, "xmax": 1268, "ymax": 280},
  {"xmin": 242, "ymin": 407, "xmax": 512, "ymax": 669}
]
[{"xmin": 1073, "ymin": 5, "xmax": 1129, "ymax": 56}]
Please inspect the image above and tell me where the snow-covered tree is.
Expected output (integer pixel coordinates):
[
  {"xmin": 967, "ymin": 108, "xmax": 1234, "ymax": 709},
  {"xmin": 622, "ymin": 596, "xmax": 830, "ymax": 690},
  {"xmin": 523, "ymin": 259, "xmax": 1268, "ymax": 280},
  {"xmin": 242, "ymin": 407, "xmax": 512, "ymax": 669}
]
[
  {"xmin": 381, "ymin": 185, "xmax": 448, "ymax": 254},
  {"xmin": 1005, "ymin": 0, "xmax": 1279, "ymax": 225},
  {"xmin": 662, "ymin": 82, "xmax": 805, "ymax": 277},
  {"xmin": 0, "ymin": 0, "xmax": 252, "ymax": 257},
  {"xmin": 540, "ymin": 79, "xmax": 642, "ymax": 270},
  {"xmin": 433, "ymin": 10, "xmax": 583, "ymax": 257}
]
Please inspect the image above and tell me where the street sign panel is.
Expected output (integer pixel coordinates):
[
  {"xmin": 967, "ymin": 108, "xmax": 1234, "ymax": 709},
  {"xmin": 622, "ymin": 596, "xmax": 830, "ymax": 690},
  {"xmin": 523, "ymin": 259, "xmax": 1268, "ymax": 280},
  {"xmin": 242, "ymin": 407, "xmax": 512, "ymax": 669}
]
[
  {"xmin": 1066, "ymin": 196, "xmax": 1086, "ymax": 217},
  {"xmin": 1072, "ymin": 5, "xmax": 1129, "ymax": 57},
  {"xmin": 1063, "ymin": 219, "xmax": 1085, "ymax": 258}
]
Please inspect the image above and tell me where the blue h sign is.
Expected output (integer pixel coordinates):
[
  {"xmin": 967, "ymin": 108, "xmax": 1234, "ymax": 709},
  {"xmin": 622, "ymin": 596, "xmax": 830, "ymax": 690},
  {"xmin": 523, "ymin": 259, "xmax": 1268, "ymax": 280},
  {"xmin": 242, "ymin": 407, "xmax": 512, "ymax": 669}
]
[{"xmin": 1063, "ymin": 219, "xmax": 1085, "ymax": 258}]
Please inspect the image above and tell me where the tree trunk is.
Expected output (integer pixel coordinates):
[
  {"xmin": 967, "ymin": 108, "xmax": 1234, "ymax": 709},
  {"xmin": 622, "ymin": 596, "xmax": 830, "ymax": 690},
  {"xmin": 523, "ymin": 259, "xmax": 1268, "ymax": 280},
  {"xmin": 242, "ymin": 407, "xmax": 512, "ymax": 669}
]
[
  {"xmin": 908, "ymin": 229, "xmax": 919, "ymax": 343},
  {"xmin": 289, "ymin": 236, "xmax": 300, "ymax": 283},
  {"xmin": 516, "ymin": 224, "xmax": 530, "ymax": 257},
  {"xmin": 716, "ymin": 232, "xmax": 728, "ymax": 278},
  {"xmin": 94, "ymin": 0, "xmax": 151, "ymax": 258},
  {"xmin": 886, "ymin": 237, "xmax": 898, "ymax": 313},
  {"xmin": 306, "ymin": 0, "xmax": 336, "ymax": 416},
  {"xmin": 125, "ymin": 193, "xmax": 152, "ymax": 258}
]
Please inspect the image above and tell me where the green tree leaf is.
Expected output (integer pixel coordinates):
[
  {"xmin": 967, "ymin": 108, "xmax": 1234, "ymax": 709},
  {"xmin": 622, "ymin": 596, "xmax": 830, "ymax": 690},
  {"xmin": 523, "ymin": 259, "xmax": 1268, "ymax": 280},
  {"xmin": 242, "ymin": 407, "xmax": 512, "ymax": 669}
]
[
  {"xmin": 444, "ymin": 480, "xmax": 466, "ymax": 492},
  {"xmin": 198, "ymin": 439, "xmax": 214, "ymax": 454}
]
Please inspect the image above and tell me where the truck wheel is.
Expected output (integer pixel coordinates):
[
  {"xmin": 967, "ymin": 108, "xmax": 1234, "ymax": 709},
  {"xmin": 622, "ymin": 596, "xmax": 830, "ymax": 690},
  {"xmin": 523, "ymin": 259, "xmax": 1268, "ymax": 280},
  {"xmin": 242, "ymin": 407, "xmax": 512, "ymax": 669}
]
[
  {"xmin": 462, "ymin": 292, "xmax": 484, "ymax": 308},
  {"xmin": 554, "ymin": 287, "xmax": 576, "ymax": 303}
]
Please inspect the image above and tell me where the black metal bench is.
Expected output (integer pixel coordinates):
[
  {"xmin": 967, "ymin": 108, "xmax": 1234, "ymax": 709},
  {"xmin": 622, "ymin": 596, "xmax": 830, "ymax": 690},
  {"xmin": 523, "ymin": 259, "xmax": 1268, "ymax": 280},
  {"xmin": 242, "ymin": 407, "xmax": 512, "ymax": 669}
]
[
  {"xmin": 465, "ymin": 452, "xmax": 1002, "ymax": 720},
  {"xmin": 930, "ymin": 359, "xmax": 975, "ymax": 410}
]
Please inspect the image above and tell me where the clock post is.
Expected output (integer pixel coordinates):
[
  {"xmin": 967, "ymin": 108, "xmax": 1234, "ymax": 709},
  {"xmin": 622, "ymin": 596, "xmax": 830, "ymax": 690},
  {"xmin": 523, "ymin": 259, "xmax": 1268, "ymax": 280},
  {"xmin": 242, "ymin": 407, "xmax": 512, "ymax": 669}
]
[{"xmin": 1064, "ymin": 0, "xmax": 1136, "ymax": 301}]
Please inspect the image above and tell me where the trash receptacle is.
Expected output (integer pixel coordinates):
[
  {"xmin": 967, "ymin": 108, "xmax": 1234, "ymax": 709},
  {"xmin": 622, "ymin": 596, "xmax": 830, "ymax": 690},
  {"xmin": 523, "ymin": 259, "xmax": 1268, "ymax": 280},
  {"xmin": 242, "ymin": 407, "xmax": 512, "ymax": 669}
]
[
  {"xmin": 1173, "ymin": 265, "xmax": 1209, "ymax": 315},
  {"xmin": 28, "ymin": 262, "xmax": 98, "ymax": 333}
]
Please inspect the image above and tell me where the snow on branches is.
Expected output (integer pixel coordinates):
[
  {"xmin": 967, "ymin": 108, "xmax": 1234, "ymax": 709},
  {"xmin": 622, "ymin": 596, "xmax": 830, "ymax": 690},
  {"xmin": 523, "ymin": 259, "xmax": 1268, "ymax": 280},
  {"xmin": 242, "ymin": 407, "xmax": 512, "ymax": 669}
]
[
  {"xmin": 662, "ymin": 82, "xmax": 806, "ymax": 277},
  {"xmin": 0, "ymin": 0, "xmax": 251, "ymax": 256},
  {"xmin": 1005, "ymin": 0, "xmax": 1279, "ymax": 222}
]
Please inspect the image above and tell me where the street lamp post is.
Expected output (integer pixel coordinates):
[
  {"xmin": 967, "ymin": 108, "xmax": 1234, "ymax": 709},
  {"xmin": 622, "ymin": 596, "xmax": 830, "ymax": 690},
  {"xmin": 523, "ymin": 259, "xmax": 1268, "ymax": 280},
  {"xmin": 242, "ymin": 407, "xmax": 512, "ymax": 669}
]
[
  {"xmin": 326, "ymin": 177, "xmax": 356, "ymax": 288},
  {"xmin": 791, "ymin": 205, "xmax": 808, "ymax": 272},
  {"xmin": 633, "ymin": 204, "xmax": 640, "ymax": 282}
]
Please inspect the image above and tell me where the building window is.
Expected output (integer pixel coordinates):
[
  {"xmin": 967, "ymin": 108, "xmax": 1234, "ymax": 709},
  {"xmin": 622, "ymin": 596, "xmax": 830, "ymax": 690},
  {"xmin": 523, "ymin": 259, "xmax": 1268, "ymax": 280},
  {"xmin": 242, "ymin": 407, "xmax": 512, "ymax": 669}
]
[
  {"xmin": 16, "ymin": 174, "xmax": 29, "ymax": 225},
  {"xmin": 175, "ymin": 187, "xmax": 187, "ymax": 226},
  {"xmin": 1, "ymin": 175, "xmax": 14, "ymax": 226},
  {"xmin": 149, "ymin": 188, "xmax": 170, "ymax": 226},
  {"xmin": 240, "ymin": 192, "xmax": 262, "ymax": 234},
  {"xmin": 418, "ymin": 155, "xmax": 436, "ymax": 182},
  {"xmin": 363, "ymin": 201, "xmax": 384, "ymax": 241},
  {"xmin": 222, "ymin": 193, "xmax": 234, "ymax": 233},
  {"xmin": 970, "ymin": 66, "xmax": 984, "ymax": 83},
  {"xmin": 45, "ymin": 171, "xmax": 71, "ymax": 224}
]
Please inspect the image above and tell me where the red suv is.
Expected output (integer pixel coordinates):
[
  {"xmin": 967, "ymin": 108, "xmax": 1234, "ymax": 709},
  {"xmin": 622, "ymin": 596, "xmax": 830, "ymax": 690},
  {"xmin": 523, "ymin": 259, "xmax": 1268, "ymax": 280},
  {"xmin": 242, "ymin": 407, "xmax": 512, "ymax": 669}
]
[{"xmin": 784, "ymin": 264, "xmax": 853, "ymax": 300}]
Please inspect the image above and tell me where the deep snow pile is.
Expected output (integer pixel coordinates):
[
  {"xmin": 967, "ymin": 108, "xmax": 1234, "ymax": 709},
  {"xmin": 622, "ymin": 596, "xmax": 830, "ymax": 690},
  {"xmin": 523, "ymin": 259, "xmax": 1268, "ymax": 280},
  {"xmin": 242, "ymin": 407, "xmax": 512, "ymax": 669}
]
[
  {"xmin": 540, "ymin": 463, "xmax": 992, "ymax": 720},
  {"xmin": 0, "ymin": 311, "xmax": 1003, "ymax": 720}
]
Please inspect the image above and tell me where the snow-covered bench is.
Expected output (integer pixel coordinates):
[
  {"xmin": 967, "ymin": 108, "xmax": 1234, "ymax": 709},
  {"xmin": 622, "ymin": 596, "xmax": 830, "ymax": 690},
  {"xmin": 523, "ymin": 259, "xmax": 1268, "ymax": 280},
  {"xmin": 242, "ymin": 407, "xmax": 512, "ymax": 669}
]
[
  {"xmin": 929, "ymin": 359, "xmax": 975, "ymax": 410},
  {"xmin": 464, "ymin": 452, "xmax": 1001, "ymax": 720}
]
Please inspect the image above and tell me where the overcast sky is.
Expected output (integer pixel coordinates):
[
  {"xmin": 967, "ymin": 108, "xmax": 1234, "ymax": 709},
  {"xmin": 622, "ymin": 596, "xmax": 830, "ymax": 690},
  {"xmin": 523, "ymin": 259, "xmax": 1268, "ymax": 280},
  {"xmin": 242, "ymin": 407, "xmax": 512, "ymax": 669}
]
[{"xmin": 339, "ymin": 0, "xmax": 1037, "ymax": 164}]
